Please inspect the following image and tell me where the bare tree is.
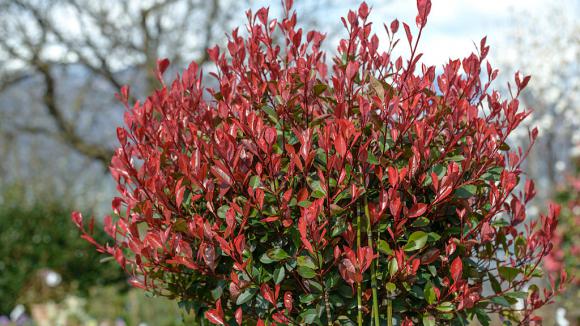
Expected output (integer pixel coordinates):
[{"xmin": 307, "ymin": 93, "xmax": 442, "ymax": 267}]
[
  {"xmin": 0, "ymin": 0, "xmax": 250, "ymax": 165},
  {"xmin": 497, "ymin": 1, "xmax": 579, "ymax": 200}
]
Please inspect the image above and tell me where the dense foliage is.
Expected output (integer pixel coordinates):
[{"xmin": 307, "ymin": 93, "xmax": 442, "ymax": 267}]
[
  {"xmin": 0, "ymin": 201, "xmax": 125, "ymax": 314},
  {"xmin": 74, "ymin": 1, "xmax": 565, "ymax": 324}
]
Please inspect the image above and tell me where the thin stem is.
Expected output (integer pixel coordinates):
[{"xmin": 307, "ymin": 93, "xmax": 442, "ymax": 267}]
[
  {"xmin": 387, "ymin": 299, "xmax": 393, "ymax": 326},
  {"xmin": 357, "ymin": 282, "xmax": 363, "ymax": 326},
  {"xmin": 364, "ymin": 194, "xmax": 380, "ymax": 326},
  {"xmin": 356, "ymin": 203, "xmax": 363, "ymax": 326},
  {"xmin": 323, "ymin": 288, "xmax": 333, "ymax": 326},
  {"xmin": 317, "ymin": 255, "xmax": 333, "ymax": 326}
]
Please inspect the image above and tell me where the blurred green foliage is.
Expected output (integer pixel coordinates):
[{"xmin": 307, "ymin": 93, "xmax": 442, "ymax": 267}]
[
  {"xmin": 0, "ymin": 184, "xmax": 126, "ymax": 314},
  {"xmin": 85, "ymin": 285, "xmax": 199, "ymax": 325}
]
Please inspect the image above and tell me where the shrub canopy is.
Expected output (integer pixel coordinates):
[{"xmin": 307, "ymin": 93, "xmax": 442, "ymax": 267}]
[{"xmin": 74, "ymin": 1, "xmax": 565, "ymax": 325}]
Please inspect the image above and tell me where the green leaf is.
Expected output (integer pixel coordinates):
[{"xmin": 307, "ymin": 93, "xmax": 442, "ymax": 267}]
[
  {"xmin": 236, "ymin": 288, "xmax": 257, "ymax": 305},
  {"xmin": 491, "ymin": 218, "xmax": 509, "ymax": 227},
  {"xmin": 445, "ymin": 154, "xmax": 465, "ymax": 162},
  {"xmin": 422, "ymin": 314, "xmax": 436, "ymax": 326},
  {"xmin": 428, "ymin": 265, "xmax": 437, "ymax": 276},
  {"xmin": 411, "ymin": 217, "xmax": 430, "ymax": 227},
  {"xmin": 313, "ymin": 84, "xmax": 327, "ymax": 96},
  {"xmin": 331, "ymin": 218, "xmax": 347, "ymax": 237},
  {"xmin": 298, "ymin": 200, "xmax": 312, "ymax": 208},
  {"xmin": 312, "ymin": 190, "xmax": 326, "ymax": 199},
  {"xmin": 211, "ymin": 285, "xmax": 223, "ymax": 300},
  {"xmin": 261, "ymin": 105, "xmax": 279, "ymax": 122},
  {"xmin": 388, "ymin": 259, "xmax": 398, "ymax": 277},
  {"xmin": 297, "ymin": 256, "xmax": 318, "ymax": 269},
  {"xmin": 248, "ymin": 175, "xmax": 261, "ymax": 189},
  {"xmin": 475, "ymin": 308, "xmax": 491, "ymax": 326},
  {"xmin": 436, "ymin": 302, "xmax": 454, "ymax": 312},
  {"xmin": 217, "ymin": 205, "xmax": 230, "ymax": 220},
  {"xmin": 506, "ymin": 291, "xmax": 528, "ymax": 299},
  {"xmin": 309, "ymin": 180, "xmax": 326, "ymax": 199},
  {"xmin": 367, "ymin": 151, "xmax": 379, "ymax": 165},
  {"xmin": 267, "ymin": 248, "xmax": 290, "ymax": 261},
  {"xmin": 378, "ymin": 239, "xmax": 392, "ymax": 255},
  {"xmin": 488, "ymin": 273, "xmax": 502, "ymax": 294},
  {"xmin": 273, "ymin": 267, "xmax": 285, "ymax": 284},
  {"xmin": 309, "ymin": 280, "xmax": 323, "ymax": 292},
  {"xmin": 427, "ymin": 232, "xmax": 441, "ymax": 242},
  {"xmin": 498, "ymin": 266, "xmax": 520, "ymax": 283},
  {"xmin": 299, "ymin": 294, "xmax": 317, "ymax": 304},
  {"xmin": 385, "ymin": 282, "xmax": 396, "ymax": 294},
  {"xmin": 403, "ymin": 231, "xmax": 428, "ymax": 251},
  {"xmin": 499, "ymin": 142, "xmax": 510, "ymax": 151},
  {"xmin": 336, "ymin": 315, "xmax": 356, "ymax": 326},
  {"xmin": 490, "ymin": 296, "xmax": 512, "ymax": 307},
  {"xmin": 300, "ymin": 309, "xmax": 319, "ymax": 324},
  {"xmin": 424, "ymin": 282, "xmax": 436, "ymax": 305},
  {"xmin": 297, "ymin": 266, "xmax": 317, "ymax": 279},
  {"xmin": 454, "ymin": 184, "xmax": 477, "ymax": 198}
]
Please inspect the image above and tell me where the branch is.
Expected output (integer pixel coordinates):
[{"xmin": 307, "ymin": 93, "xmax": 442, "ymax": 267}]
[{"xmin": 36, "ymin": 61, "xmax": 114, "ymax": 165}]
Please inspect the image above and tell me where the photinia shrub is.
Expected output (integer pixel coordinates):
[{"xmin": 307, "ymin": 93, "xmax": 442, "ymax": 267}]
[{"xmin": 73, "ymin": 1, "xmax": 566, "ymax": 325}]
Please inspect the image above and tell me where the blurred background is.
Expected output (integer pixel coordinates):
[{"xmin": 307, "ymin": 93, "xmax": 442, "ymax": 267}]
[{"xmin": 0, "ymin": 0, "xmax": 577, "ymax": 325}]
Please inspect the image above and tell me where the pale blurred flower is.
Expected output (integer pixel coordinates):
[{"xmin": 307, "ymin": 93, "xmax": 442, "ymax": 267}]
[{"xmin": 44, "ymin": 271, "xmax": 62, "ymax": 287}]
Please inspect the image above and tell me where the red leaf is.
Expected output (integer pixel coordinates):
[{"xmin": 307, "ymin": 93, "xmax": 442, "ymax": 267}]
[
  {"xmin": 155, "ymin": 58, "xmax": 170, "ymax": 83},
  {"xmin": 114, "ymin": 247, "xmax": 126, "ymax": 268},
  {"xmin": 116, "ymin": 127, "xmax": 127, "ymax": 145},
  {"xmin": 203, "ymin": 243, "xmax": 217, "ymax": 271},
  {"xmin": 346, "ymin": 61, "xmax": 359, "ymax": 81},
  {"xmin": 115, "ymin": 85, "xmax": 130, "ymax": 105},
  {"xmin": 358, "ymin": 2, "xmax": 369, "ymax": 19},
  {"xmin": 261, "ymin": 283, "xmax": 276, "ymax": 305},
  {"xmin": 175, "ymin": 179, "xmax": 185, "ymax": 207},
  {"xmin": 205, "ymin": 310, "xmax": 224, "ymax": 325},
  {"xmin": 103, "ymin": 215, "xmax": 115, "ymax": 237},
  {"xmin": 415, "ymin": 0, "xmax": 432, "ymax": 27},
  {"xmin": 284, "ymin": 291, "xmax": 293, "ymax": 311},
  {"xmin": 339, "ymin": 257, "xmax": 357, "ymax": 285},
  {"xmin": 387, "ymin": 166, "xmax": 398, "ymax": 187},
  {"xmin": 260, "ymin": 216, "xmax": 279, "ymax": 223},
  {"xmin": 128, "ymin": 278, "xmax": 147, "ymax": 290},
  {"xmin": 335, "ymin": 134, "xmax": 347, "ymax": 157},
  {"xmin": 389, "ymin": 191, "xmax": 401, "ymax": 219},
  {"xmin": 403, "ymin": 22, "xmax": 412, "ymax": 44},
  {"xmin": 207, "ymin": 45, "xmax": 220, "ymax": 62},
  {"xmin": 256, "ymin": 7, "xmax": 269, "ymax": 25},
  {"xmin": 298, "ymin": 216, "xmax": 314, "ymax": 254},
  {"xmin": 390, "ymin": 19, "xmax": 399, "ymax": 33},
  {"xmin": 408, "ymin": 203, "xmax": 427, "ymax": 218},
  {"xmin": 71, "ymin": 211, "xmax": 83, "ymax": 229},
  {"xmin": 205, "ymin": 299, "xmax": 225, "ymax": 325},
  {"xmin": 451, "ymin": 257, "xmax": 462, "ymax": 283},
  {"xmin": 112, "ymin": 197, "xmax": 122, "ymax": 215},
  {"xmin": 273, "ymin": 311, "xmax": 290, "ymax": 324},
  {"xmin": 481, "ymin": 222, "xmax": 495, "ymax": 243},
  {"xmin": 420, "ymin": 248, "xmax": 440, "ymax": 265},
  {"xmin": 235, "ymin": 307, "xmax": 243, "ymax": 325}
]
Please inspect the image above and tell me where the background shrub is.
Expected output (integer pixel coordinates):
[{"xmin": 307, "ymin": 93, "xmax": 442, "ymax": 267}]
[{"xmin": 0, "ymin": 186, "xmax": 126, "ymax": 314}]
